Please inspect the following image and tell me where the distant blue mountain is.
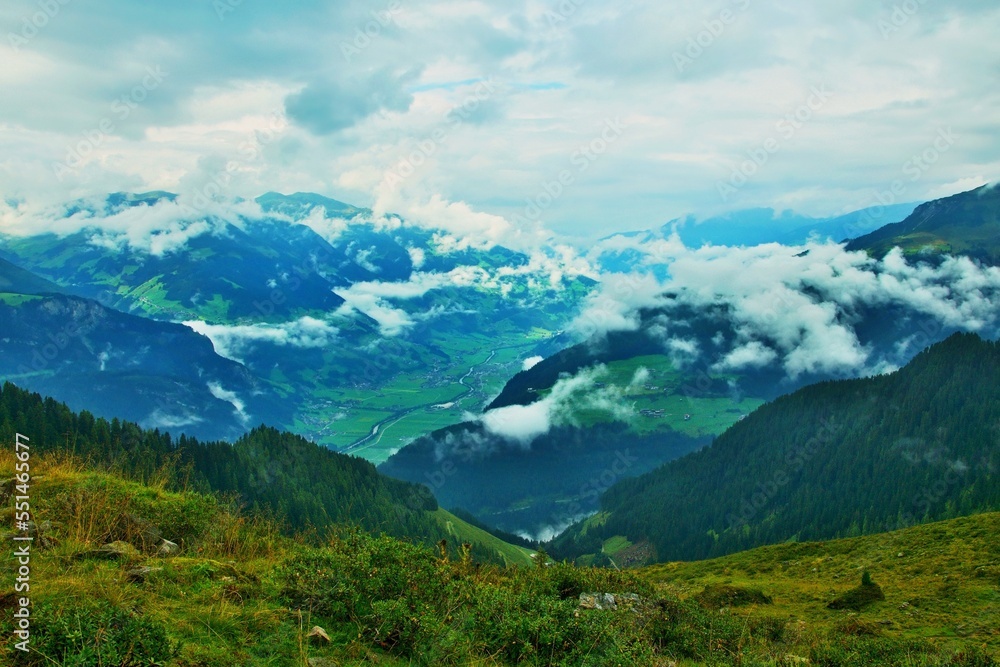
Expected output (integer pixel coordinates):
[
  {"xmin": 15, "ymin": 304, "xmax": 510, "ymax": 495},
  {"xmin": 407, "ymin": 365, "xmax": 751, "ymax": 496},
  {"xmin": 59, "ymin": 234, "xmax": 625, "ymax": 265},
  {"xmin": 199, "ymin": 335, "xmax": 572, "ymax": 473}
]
[{"xmin": 661, "ymin": 202, "xmax": 920, "ymax": 248}]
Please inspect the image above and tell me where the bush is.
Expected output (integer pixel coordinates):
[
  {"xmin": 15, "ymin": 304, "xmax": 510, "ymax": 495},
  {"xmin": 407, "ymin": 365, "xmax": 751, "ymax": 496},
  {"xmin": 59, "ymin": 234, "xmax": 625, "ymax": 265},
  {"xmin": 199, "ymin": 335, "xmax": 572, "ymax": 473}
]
[
  {"xmin": 827, "ymin": 573, "xmax": 886, "ymax": 611},
  {"xmin": 695, "ymin": 583, "xmax": 773, "ymax": 609},
  {"xmin": 7, "ymin": 600, "xmax": 174, "ymax": 666}
]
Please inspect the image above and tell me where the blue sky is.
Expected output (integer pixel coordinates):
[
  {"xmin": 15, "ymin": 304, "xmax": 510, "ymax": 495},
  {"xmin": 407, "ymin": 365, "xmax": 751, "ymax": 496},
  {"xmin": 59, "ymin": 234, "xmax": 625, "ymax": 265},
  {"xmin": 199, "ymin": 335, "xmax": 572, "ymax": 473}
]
[{"xmin": 1, "ymin": 0, "xmax": 998, "ymax": 240}]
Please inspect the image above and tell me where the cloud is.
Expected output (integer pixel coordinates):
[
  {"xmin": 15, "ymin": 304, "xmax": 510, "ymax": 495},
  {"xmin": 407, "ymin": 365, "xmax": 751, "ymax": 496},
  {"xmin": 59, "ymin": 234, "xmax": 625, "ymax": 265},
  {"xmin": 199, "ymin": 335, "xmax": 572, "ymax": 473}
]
[
  {"xmin": 284, "ymin": 68, "xmax": 421, "ymax": 135},
  {"xmin": 478, "ymin": 366, "xmax": 634, "ymax": 445},
  {"xmin": 0, "ymin": 196, "xmax": 264, "ymax": 256},
  {"xmin": 143, "ymin": 408, "xmax": 204, "ymax": 430},
  {"xmin": 575, "ymin": 239, "xmax": 1000, "ymax": 379},
  {"xmin": 184, "ymin": 316, "xmax": 339, "ymax": 362},
  {"xmin": 207, "ymin": 382, "xmax": 250, "ymax": 425},
  {"xmin": 1, "ymin": 2, "xmax": 999, "ymax": 238},
  {"xmin": 714, "ymin": 341, "xmax": 779, "ymax": 371},
  {"xmin": 522, "ymin": 355, "xmax": 544, "ymax": 371}
]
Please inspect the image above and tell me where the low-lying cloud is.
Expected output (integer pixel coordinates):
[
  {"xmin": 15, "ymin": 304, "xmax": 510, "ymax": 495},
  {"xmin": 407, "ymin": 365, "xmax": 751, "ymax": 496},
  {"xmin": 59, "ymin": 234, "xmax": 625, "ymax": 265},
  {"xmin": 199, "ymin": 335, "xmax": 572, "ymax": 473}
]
[
  {"xmin": 184, "ymin": 316, "xmax": 339, "ymax": 362},
  {"xmin": 577, "ymin": 237, "xmax": 1000, "ymax": 378},
  {"xmin": 478, "ymin": 366, "xmax": 635, "ymax": 445}
]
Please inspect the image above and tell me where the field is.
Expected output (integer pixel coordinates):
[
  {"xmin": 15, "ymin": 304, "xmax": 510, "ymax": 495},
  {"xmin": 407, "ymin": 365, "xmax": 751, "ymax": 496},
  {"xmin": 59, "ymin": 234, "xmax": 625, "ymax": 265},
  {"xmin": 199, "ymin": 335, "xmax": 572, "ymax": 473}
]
[
  {"xmin": 541, "ymin": 354, "xmax": 767, "ymax": 440},
  {"xmin": 641, "ymin": 511, "xmax": 1000, "ymax": 656}
]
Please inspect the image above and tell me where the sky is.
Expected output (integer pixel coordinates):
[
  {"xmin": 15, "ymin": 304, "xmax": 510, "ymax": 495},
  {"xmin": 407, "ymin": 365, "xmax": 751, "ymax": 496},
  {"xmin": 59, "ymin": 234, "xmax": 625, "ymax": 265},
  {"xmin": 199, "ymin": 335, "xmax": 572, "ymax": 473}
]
[{"xmin": 2, "ymin": 0, "xmax": 999, "ymax": 240}]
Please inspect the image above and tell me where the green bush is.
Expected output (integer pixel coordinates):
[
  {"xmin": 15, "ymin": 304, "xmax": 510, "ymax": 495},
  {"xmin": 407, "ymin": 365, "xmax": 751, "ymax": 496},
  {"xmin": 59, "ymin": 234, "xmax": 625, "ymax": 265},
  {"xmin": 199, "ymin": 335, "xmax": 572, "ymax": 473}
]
[{"xmin": 8, "ymin": 599, "xmax": 175, "ymax": 666}]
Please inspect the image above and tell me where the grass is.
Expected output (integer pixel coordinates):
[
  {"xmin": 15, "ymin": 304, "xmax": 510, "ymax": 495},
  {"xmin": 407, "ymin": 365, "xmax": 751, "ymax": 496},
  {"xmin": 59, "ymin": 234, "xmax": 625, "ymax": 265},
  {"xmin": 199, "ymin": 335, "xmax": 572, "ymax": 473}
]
[
  {"xmin": 0, "ymin": 448, "xmax": 996, "ymax": 665},
  {"xmin": 532, "ymin": 354, "xmax": 767, "ymax": 439},
  {"xmin": 434, "ymin": 509, "xmax": 536, "ymax": 568},
  {"xmin": 0, "ymin": 292, "xmax": 44, "ymax": 306},
  {"xmin": 0, "ymin": 448, "xmax": 411, "ymax": 667},
  {"xmin": 641, "ymin": 511, "xmax": 1000, "ymax": 655}
]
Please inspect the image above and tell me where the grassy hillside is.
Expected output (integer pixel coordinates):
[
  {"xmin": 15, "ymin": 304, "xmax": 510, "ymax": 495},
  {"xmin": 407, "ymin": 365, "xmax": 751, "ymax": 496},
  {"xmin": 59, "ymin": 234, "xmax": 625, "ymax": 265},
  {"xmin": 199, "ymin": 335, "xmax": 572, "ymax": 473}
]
[
  {"xmin": 432, "ymin": 508, "xmax": 536, "ymax": 568},
  {"xmin": 1, "ymin": 448, "xmax": 996, "ymax": 666},
  {"xmin": 550, "ymin": 333, "xmax": 1000, "ymax": 563},
  {"xmin": 643, "ymin": 511, "xmax": 1000, "ymax": 656},
  {"xmin": 846, "ymin": 184, "xmax": 1000, "ymax": 264}
]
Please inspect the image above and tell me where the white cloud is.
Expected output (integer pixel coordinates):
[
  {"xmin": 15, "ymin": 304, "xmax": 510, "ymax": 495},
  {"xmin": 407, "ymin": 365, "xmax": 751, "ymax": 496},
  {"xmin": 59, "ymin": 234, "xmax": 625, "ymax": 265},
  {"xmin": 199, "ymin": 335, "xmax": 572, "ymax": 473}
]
[
  {"xmin": 479, "ymin": 366, "xmax": 634, "ymax": 445},
  {"xmin": 1, "ymin": 2, "xmax": 998, "ymax": 239},
  {"xmin": 184, "ymin": 316, "xmax": 339, "ymax": 362},
  {"xmin": 522, "ymin": 355, "xmax": 544, "ymax": 371},
  {"xmin": 208, "ymin": 382, "xmax": 250, "ymax": 425},
  {"xmin": 575, "ymin": 240, "xmax": 1000, "ymax": 379}
]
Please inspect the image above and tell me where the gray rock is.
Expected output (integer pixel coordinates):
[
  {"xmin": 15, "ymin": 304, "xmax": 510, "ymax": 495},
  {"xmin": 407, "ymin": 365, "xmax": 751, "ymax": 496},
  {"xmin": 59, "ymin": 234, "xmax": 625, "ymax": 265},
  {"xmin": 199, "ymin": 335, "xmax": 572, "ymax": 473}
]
[
  {"xmin": 122, "ymin": 513, "xmax": 162, "ymax": 550},
  {"xmin": 78, "ymin": 541, "xmax": 141, "ymax": 561},
  {"xmin": 579, "ymin": 592, "xmax": 618, "ymax": 611},
  {"xmin": 306, "ymin": 626, "xmax": 331, "ymax": 644},
  {"xmin": 156, "ymin": 539, "xmax": 180, "ymax": 557},
  {"xmin": 126, "ymin": 566, "xmax": 164, "ymax": 583}
]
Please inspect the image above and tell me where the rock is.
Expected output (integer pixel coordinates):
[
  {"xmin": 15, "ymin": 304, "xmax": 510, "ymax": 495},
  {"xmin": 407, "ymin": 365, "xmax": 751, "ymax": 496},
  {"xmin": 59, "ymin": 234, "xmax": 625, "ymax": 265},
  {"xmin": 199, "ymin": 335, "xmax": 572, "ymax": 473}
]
[
  {"xmin": 156, "ymin": 539, "xmax": 180, "ymax": 557},
  {"xmin": 126, "ymin": 566, "xmax": 164, "ymax": 583},
  {"xmin": 122, "ymin": 513, "xmax": 162, "ymax": 550},
  {"xmin": 578, "ymin": 592, "xmax": 618, "ymax": 611},
  {"xmin": 23, "ymin": 521, "xmax": 59, "ymax": 549},
  {"xmin": 306, "ymin": 626, "xmax": 331, "ymax": 644},
  {"xmin": 78, "ymin": 541, "xmax": 141, "ymax": 561},
  {"xmin": 0, "ymin": 478, "xmax": 16, "ymax": 504}
]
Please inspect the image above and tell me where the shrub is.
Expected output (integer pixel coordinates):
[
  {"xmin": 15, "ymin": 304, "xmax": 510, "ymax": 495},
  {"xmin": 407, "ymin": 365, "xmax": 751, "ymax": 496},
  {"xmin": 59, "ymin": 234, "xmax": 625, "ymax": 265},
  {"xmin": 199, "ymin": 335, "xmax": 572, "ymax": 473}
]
[{"xmin": 6, "ymin": 600, "xmax": 175, "ymax": 666}]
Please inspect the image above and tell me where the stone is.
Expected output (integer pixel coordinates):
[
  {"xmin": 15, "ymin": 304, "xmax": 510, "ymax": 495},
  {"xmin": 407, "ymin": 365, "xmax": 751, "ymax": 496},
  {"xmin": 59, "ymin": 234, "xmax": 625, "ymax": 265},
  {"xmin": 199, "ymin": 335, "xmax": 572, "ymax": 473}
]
[
  {"xmin": 78, "ymin": 541, "xmax": 141, "ymax": 561},
  {"xmin": 578, "ymin": 592, "xmax": 618, "ymax": 611},
  {"xmin": 122, "ymin": 513, "xmax": 163, "ymax": 550},
  {"xmin": 156, "ymin": 539, "xmax": 180, "ymax": 557},
  {"xmin": 126, "ymin": 566, "xmax": 164, "ymax": 583},
  {"xmin": 306, "ymin": 626, "xmax": 331, "ymax": 644}
]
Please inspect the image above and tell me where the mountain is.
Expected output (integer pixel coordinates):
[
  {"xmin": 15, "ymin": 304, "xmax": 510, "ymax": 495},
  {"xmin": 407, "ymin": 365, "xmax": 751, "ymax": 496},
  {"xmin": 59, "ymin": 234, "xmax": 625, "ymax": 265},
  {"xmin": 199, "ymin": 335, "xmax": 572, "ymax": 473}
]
[
  {"xmin": 0, "ymin": 292, "xmax": 278, "ymax": 441},
  {"xmin": 0, "ymin": 192, "xmax": 594, "ymax": 460},
  {"xmin": 0, "ymin": 256, "xmax": 66, "ymax": 296},
  {"xmin": 846, "ymin": 183, "xmax": 1000, "ymax": 264},
  {"xmin": 3, "ymin": 414, "xmax": 996, "ymax": 665},
  {"xmin": 380, "ymin": 274, "xmax": 994, "ymax": 538},
  {"xmin": 0, "ymin": 380, "xmax": 529, "ymax": 563},
  {"xmin": 595, "ymin": 203, "xmax": 919, "ymax": 272},
  {"xmin": 665, "ymin": 204, "xmax": 920, "ymax": 247},
  {"xmin": 549, "ymin": 333, "xmax": 1000, "ymax": 564}
]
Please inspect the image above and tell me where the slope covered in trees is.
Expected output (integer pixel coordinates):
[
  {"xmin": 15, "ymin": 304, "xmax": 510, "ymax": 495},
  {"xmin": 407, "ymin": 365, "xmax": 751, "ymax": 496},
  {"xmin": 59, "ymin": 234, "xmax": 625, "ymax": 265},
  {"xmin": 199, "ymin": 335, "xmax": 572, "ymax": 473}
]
[
  {"xmin": 551, "ymin": 333, "xmax": 1000, "ymax": 562},
  {"xmin": 0, "ymin": 381, "xmax": 441, "ymax": 542}
]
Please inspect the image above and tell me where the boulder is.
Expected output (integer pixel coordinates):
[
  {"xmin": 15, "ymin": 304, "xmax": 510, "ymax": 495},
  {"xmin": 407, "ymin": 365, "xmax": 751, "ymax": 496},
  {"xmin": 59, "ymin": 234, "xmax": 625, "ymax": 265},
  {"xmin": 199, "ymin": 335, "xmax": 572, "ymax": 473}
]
[
  {"xmin": 126, "ymin": 566, "xmax": 164, "ymax": 583},
  {"xmin": 156, "ymin": 539, "xmax": 180, "ymax": 557},
  {"xmin": 78, "ymin": 541, "xmax": 141, "ymax": 561},
  {"xmin": 306, "ymin": 626, "xmax": 331, "ymax": 644},
  {"xmin": 121, "ymin": 513, "xmax": 163, "ymax": 550},
  {"xmin": 579, "ymin": 592, "xmax": 618, "ymax": 611}
]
